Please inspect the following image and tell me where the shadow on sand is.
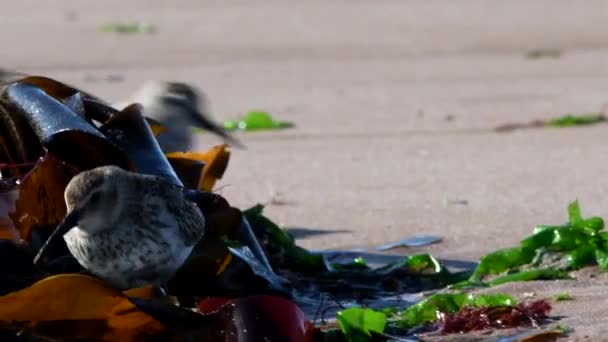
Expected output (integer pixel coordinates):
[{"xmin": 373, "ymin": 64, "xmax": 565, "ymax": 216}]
[{"xmin": 284, "ymin": 227, "xmax": 350, "ymax": 240}]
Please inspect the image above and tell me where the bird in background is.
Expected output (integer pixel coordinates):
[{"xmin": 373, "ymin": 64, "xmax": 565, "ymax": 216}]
[
  {"xmin": 0, "ymin": 69, "xmax": 245, "ymax": 152},
  {"xmin": 35, "ymin": 165, "xmax": 206, "ymax": 290},
  {"xmin": 114, "ymin": 81, "xmax": 245, "ymax": 153}
]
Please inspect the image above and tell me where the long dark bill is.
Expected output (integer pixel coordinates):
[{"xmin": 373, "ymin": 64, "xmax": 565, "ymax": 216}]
[
  {"xmin": 191, "ymin": 110, "xmax": 246, "ymax": 150},
  {"xmin": 33, "ymin": 208, "xmax": 82, "ymax": 266}
]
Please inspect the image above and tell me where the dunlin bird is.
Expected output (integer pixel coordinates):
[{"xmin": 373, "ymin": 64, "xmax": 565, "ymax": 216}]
[
  {"xmin": 35, "ymin": 165, "xmax": 205, "ymax": 290},
  {"xmin": 115, "ymin": 81, "xmax": 245, "ymax": 152}
]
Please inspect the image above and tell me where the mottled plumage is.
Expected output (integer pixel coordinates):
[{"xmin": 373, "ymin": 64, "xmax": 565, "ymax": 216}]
[
  {"xmin": 61, "ymin": 166, "xmax": 205, "ymax": 289},
  {"xmin": 114, "ymin": 81, "xmax": 244, "ymax": 152}
]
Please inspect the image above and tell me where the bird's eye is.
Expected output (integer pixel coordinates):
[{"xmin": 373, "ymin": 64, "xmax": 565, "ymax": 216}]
[{"xmin": 89, "ymin": 191, "xmax": 101, "ymax": 204}]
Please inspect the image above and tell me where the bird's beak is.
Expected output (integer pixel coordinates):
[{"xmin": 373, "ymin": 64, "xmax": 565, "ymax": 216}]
[
  {"xmin": 161, "ymin": 93, "xmax": 247, "ymax": 149},
  {"xmin": 190, "ymin": 110, "xmax": 247, "ymax": 149},
  {"xmin": 33, "ymin": 207, "xmax": 82, "ymax": 266},
  {"xmin": 188, "ymin": 108, "xmax": 216, "ymax": 130}
]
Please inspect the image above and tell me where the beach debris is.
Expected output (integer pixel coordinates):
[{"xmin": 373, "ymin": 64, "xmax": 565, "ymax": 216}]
[
  {"xmin": 375, "ymin": 235, "xmax": 443, "ymax": 251},
  {"xmin": 547, "ymin": 113, "xmax": 606, "ymax": 127},
  {"xmin": 99, "ymin": 22, "xmax": 157, "ymax": 34},
  {"xmin": 0, "ymin": 73, "xmax": 591, "ymax": 341},
  {"xmin": 526, "ymin": 49, "xmax": 562, "ymax": 59},
  {"xmin": 224, "ymin": 110, "xmax": 294, "ymax": 131}
]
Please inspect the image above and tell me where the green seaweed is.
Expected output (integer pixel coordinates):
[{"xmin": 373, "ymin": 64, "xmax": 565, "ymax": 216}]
[
  {"xmin": 243, "ymin": 204, "xmax": 327, "ymax": 273},
  {"xmin": 337, "ymin": 308, "xmax": 387, "ymax": 342},
  {"xmin": 488, "ymin": 269, "xmax": 571, "ymax": 286},
  {"xmin": 397, "ymin": 293, "xmax": 517, "ymax": 328},
  {"xmin": 470, "ymin": 247, "xmax": 534, "ymax": 281},
  {"xmin": 553, "ymin": 324, "xmax": 573, "ymax": 334},
  {"xmin": 376, "ymin": 254, "xmax": 442, "ymax": 275},
  {"xmin": 547, "ymin": 113, "xmax": 605, "ymax": 127},
  {"xmin": 248, "ymin": 199, "xmax": 605, "ymax": 336},
  {"xmin": 471, "ymin": 200, "xmax": 607, "ymax": 286},
  {"xmin": 224, "ymin": 111, "xmax": 294, "ymax": 131},
  {"xmin": 554, "ymin": 293, "xmax": 574, "ymax": 301},
  {"xmin": 99, "ymin": 22, "xmax": 157, "ymax": 34},
  {"xmin": 332, "ymin": 256, "xmax": 370, "ymax": 271}
]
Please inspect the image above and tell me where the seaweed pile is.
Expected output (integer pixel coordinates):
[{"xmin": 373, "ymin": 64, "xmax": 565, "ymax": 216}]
[{"xmin": 0, "ymin": 75, "xmax": 595, "ymax": 341}]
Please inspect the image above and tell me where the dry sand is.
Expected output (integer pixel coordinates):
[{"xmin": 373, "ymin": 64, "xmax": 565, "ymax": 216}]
[{"xmin": 2, "ymin": 0, "xmax": 608, "ymax": 340}]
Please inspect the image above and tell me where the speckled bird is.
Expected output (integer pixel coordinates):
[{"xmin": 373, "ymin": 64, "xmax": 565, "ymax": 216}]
[
  {"xmin": 50, "ymin": 165, "xmax": 205, "ymax": 289},
  {"xmin": 115, "ymin": 81, "xmax": 245, "ymax": 152}
]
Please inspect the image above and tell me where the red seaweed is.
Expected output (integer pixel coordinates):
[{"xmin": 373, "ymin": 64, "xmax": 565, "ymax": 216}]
[{"xmin": 434, "ymin": 300, "xmax": 552, "ymax": 334}]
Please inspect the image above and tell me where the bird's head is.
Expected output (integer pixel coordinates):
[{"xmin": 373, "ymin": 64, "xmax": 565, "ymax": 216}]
[
  {"xmin": 129, "ymin": 80, "xmax": 245, "ymax": 149},
  {"xmin": 64, "ymin": 165, "xmax": 131, "ymax": 234},
  {"xmin": 157, "ymin": 81, "xmax": 216, "ymax": 130},
  {"xmin": 160, "ymin": 82, "xmax": 200, "ymax": 108}
]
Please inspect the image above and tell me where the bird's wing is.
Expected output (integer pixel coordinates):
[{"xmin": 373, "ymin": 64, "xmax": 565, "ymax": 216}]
[
  {"xmin": 144, "ymin": 176, "xmax": 205, "ymax": 246},
  {"xmin": 130, "ymin": 166, "xmax": 205, "ymax": 246},
  {"xmin": 176, "ymin": 201, "xmax": 206, "ymax": 247}
]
